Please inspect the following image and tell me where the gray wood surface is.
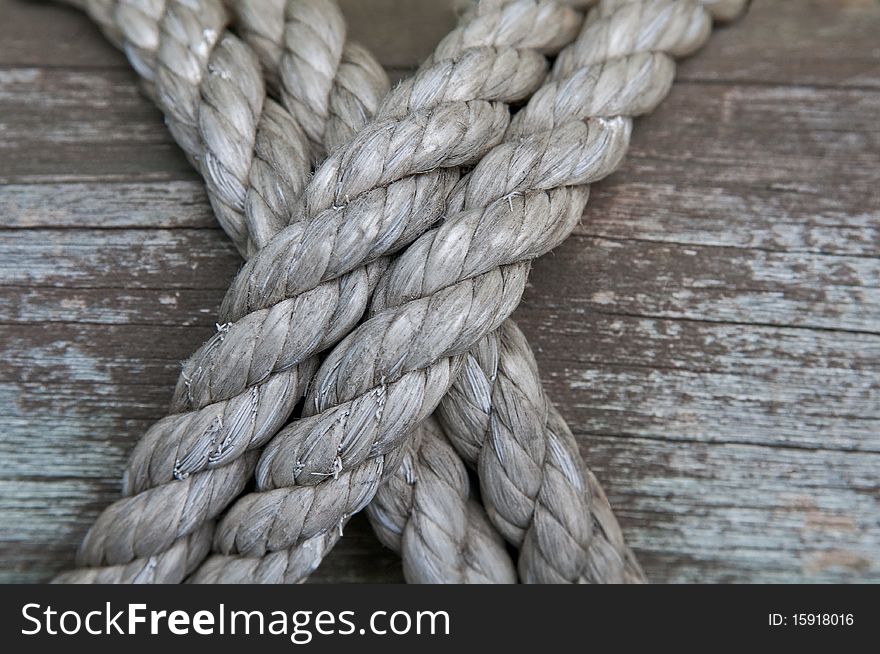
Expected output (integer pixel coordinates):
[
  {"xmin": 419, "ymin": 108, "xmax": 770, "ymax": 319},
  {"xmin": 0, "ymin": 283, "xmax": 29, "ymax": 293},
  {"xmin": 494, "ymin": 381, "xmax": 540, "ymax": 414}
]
[{"xmin": 1, "ymin": 0, "xmax": 878, "ymax": 583}]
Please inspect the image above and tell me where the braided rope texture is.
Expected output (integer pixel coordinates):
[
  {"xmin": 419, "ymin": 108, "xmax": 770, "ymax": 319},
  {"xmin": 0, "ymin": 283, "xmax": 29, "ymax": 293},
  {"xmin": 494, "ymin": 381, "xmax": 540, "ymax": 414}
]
[
  {"xmin": 56, "ymin": 0, "xmax": 746, "ymax": 583},
  {"xmin": 189, "ymin": 0, "xmax": 744, "ymax": 584},
  {"xmin": 79, "ymin": 0, "xmax": 305, "ymax": 255},
  {"xmin": 57, "ymin": 0, "xmax": 526, "ymax": 583},
  {"xmin": 189, "ymin": 0, "xmax": 588, "ymax": 583},
  {"xmin": 229, "ymin": 0, "xmax": 519, "ymax": 582},
  {"xmin": 437, "ymin": 321, "xmax": 644, "ymax": 582},
  {"xmin": 435, "ymin": 0, "xmax": 746, "ymax": 582},
  {"xmin": 230, "ymin": 0, "xmax": 390, "ymax": 159},
  {"xmin": 367, "ymin": 418, "xmax": 517, "ymax": 584},
  {"xmin": 55, "ymin": 0, "xmax": 393, "ymax": 583}
]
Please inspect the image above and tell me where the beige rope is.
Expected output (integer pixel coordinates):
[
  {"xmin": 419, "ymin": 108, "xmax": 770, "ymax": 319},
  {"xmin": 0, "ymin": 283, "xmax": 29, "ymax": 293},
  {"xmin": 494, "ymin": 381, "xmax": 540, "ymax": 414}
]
[
  {"xmin": 231, "ymin": 0, "xmax": 518, "ymax": 583},
  {"xmin": 56, "ymin": 0, "xmax": 746, "ymax": 583},
  {"xmin": 55, "ymin": 0, "xmax": 378, "ymax": 582},
  {"xmin": 52, "ymin": 523, "xmax": 214, "ymax": 584},
  {"xmin": 438, "ymin": 321, "xmax": 646, "ymax": 582},
  {"xmin": 72, "ymin": 0, "xmax": 310, "ymax": 255},
  {"xmin": 58, "ymin": 0, "xmax": 531, "ymax": 583},
  {"xmin": 186, "ymin": 0, "xmax": 586, "ymax": 582},
  {"xmin": 230, "ymin": 0, "xmax": 390, "ymax": 159},
  {"xmin": 434, "ymin": 0, "xmax": 746, "ymax": 581},
  {"xmin": 200, "ymin": 0, "xmax": 746, "ymax": 584},
  {"xmin": 367, "ymin": 418, "xmax": 517, "ymax": 584},
  {"xmin": 190, "ymin": 0, "xmax": 738, "ymax": 584}
]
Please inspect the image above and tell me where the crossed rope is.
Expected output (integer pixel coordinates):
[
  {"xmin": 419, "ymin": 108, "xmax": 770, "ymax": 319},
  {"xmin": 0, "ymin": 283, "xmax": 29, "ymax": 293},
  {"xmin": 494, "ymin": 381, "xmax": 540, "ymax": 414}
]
[{"xmin": 53, "ymin": 0, "xmax": 746, "ymax": 584}]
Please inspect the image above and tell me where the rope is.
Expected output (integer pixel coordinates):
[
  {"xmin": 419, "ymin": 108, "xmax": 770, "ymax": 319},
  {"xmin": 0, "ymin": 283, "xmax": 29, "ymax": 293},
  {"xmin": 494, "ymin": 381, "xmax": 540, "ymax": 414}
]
[
  {"xmin": 57, "ymin": 0, "xmax": 525, "ymax": 584},
  {"xmin": 51, "ymin": 2, "xmax": 744, "ymax": 574},
  {"xmin": 52, "ymin": 523, "xmax": 214, "ymax": 584},
  {"xmin": 230, "ymin": 0, "xmax": 390, "ymax": 159},
  {"xmin": 367, "ymin": 418, "xmax": 517, "ymax": 584},
  {"xmin": 438, "ymin": 321, "xmax": 646, "ymax": 583},
  {"xmin": 73, "ymin": 0, "xmax": 305, "ymax": 255},
  {"xmin": 199, "ymin": 0, "xmax": 744, "ymax": 584},
  {"xmin": 434, "ymin": 0, "xmax": 746, "ymax": 582},
  {"xmin": 230, "ymin": 0, "xmax": 518, "ymax": 583},
  {"xmin": 185, "ymin": 0, "xmax": 587, "ymax": 583},
  {"xmin": 55, "ymin": 0, "xmax": 379, "ymax": 583}
]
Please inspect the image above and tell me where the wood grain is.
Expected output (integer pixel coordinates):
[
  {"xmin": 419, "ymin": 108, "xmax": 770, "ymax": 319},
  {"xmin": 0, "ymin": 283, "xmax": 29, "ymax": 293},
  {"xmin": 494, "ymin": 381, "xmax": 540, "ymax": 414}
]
[{"xmin": 0, "ymin": 0, "xmax": 878, "ymax": 583}]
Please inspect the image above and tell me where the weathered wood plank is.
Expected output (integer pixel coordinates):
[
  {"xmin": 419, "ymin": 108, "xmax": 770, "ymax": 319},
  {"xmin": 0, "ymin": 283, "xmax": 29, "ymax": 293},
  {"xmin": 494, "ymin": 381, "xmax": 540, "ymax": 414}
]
[
  {"xmin": 582, "ymin": 83, "xmax": 880, "ymax": 258},
  {"xmin": 0, "ymin": 181, "xmax": 214, "ymax": 229},
  {"xmin": 0, "ymin": 0, "xmax": 878, "ymax": 584},
  {"xmin": 0, "ymin": 228, "xmax": 238, "ymax": 289},
  {"xmin": 530, "ymin": 234, "xmax": 880, "ymax": 332},
  {"xmin": 8, "ymin": 0, "xmax": 879, "ymax": 92},
  {"xmin": 0, "ymin": 67, "xmax": 195, "ymax": 184},
  {"xmin": 354, "ymin": 0, "xmax": 880, "ymax": 93},
  {"xmin": 673, "ymin": 0, "xmax": 880, "ymax": 89},
  {"xmin": 0, "ymin": 0, "xmax": 455, "ymax": 72},
  {"xmin": 581, "ymin": 435, "xmax": 880, "ymax": 583},
  {"xmin": 0, "ymin": 0, "xmax": 125, "ymax": 68},
  {"xmin": 2, "ymin": 226, "xmax": 876, "ymax": 330},
  {"xmin": 585, "ymin": 180, "xmax": 880, "ymax": 258},
  {"xmin": 514, "ymin": 310, "xmax": 880, "ymax": 452},
  {"xmin": 5, "ymin": 69, "xmax": 876, "ymax": 247},
  {"xmin": 0, "ymin": 286, "xmax": 225, "ymax": 326},
  {"xmin": 620, "ymin": 85, "xmax": 880, "ymax": 192}
]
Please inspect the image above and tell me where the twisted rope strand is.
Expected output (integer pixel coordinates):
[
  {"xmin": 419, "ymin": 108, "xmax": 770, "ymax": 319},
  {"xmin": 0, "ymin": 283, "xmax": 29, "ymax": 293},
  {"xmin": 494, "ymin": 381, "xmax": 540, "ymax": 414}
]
[
  {"xmin": 185, "ymin": 0, "xmax": 589, "ymax": 583},
  {"xmin": 230, "ymin": 0, "xmax": 517, "ymax": 582},
  {"xmin": 436, "ymin": 321, "xmax": 645, "ymax": 582},
  {"xmin": 230, "ymin": 0, "xmax": 390, "ymax": 159},
  {"xmin": 62, "ymin": 0, "xmax": 744, "ymax": 588},
  {"xmin": 61, "ymin": 0, "xmax": 529, "ymax": 583},
  {"xmin": 179, "ymin": 8, "xmax": 580, "ymax": 485},
  {"xmin": 55, "ymin": 0, "xmax": 381, "ymax": 582},
  {"xmin": 183, "ymin": 4, "xmax": 549, "ymax": 581},
  {"xmin": 203, "ymin": 0, "xmax": 737, "ymax": 583},
  {"xmin": 367, "ymin": 418, "xmax": 517, "ymax": 583},
  {"xmin": 77, "ymin": 0, "xmax": 309, "ymax": 254},
  {"xmin": 435, "ymin": 0, "xmax": 745, "ymax": 582},
  {"xmin": 236, "ymin": 0, "xmax": 637, "ymax": 583},
  {"xmin": 52, "ymin": 523, "xmax": 215, "ymax": 584}
]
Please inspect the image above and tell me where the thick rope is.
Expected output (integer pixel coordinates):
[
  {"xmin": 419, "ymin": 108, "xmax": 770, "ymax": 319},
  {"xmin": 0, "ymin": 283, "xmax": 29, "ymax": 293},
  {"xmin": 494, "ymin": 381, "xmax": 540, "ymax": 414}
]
[
  {"xmin": 437, "ymin": 321, "xmax": 645, "ymax": 583},
  {"xmin": 52, "ymin": 523, "xmax": 214, "ymax": 584},
  {"xmin": 230, "ymin": 0, "xmax": 390, "ymax": 159},
  {"xmin": 435, "ymin": 0, "xmax": 746, "ymax": 582},
  {"xmin": 72, "ymin": 0, "xmax": 310, "ymax": 255},
  {"xmin": 367, "ymin": 418, "xmax": 517, "ymax": 584},
  {"xmin": 59, "ymin": 0, "xmax": 531, "ymax": 583},
  {"xmin": 192, "ymin": 418, "xmax": 517, "ymax": 584},
  {"xmin": 56, "ymin": 0, "xmax": 744, "ymax": 588},
  {"xmin": 233, "ymin": 0, "xmax": 635, "ymax": 583},
  {"xmin": 201, "ymin": 0, "xmax": 738, "ymax": 583},
  {"xmin": 185, "ymin": 0, "xmax": 587, "ymax": 583},
  {"xmin": 55, "ymin": 0, "xmax": 383, "ymax": 583},
  {"xmin": 229, "ymin": 0, "xmax": 517, "ymax": 583},
  {"xmin": 369, "ymin": 0, "xmax": 742, "ymax": 582}
]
